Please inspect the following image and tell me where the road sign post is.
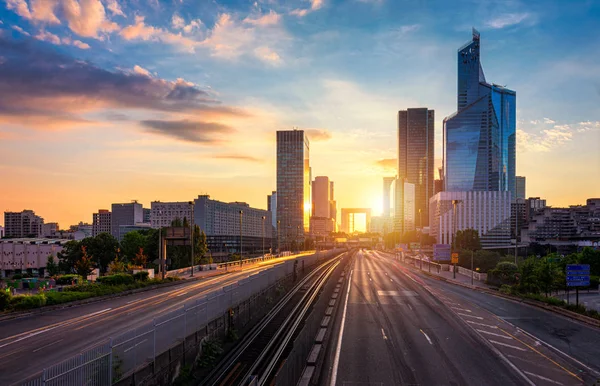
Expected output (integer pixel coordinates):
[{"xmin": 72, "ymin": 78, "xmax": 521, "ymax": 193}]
[
  {"xmin": 566, "ymin": 264, "xmax": 590, "ymax": 307},
  {"xmin": 451, "ymin": 253, "xmax": 459, "ymax": 279}
]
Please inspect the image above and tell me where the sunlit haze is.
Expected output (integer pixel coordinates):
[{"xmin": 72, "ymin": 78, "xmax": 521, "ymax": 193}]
[{"xmin": 1, "ymin": 0, "xmax": 599, "ymax": 228}]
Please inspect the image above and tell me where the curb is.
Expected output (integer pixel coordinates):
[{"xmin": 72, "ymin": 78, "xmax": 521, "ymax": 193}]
[
  {"xmin": 405, "ymin": 262, "xmax": 600, "ymax": 329},
  {"xmin": 0, "ymin": 271, "xmax": 228, "ymax": 323}
]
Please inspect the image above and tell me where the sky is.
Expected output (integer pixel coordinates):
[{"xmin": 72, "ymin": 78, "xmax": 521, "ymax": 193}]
[{"xmin": 0, "ymin": 0, "xmax": 599, "ymax": 229}]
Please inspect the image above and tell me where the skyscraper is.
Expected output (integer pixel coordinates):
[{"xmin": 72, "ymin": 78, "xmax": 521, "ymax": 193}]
[
  {"xmin": 276, "ymin": 130, "xmax": 310, "ymax": 249},
  {"xmin": 310, "ymin": 177, "xmax": 335, "ymax": 236},
  {"xmin": 443, "ymin": 29, "xmax": 516, "ymax": 195},
  {"xmin": 398, "ymin": 108, "xmax": 434, "ymax": 227},
  {"xmin": 383, "ymin": 176, "xmax": 396, "ymax": 218},
  {"xmin": 516, "ymin": 176, "xmax": 526, "ymax": 200}
]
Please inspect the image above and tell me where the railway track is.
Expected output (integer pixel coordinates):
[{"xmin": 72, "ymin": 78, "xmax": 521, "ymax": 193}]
[{"xmin": 200, "ymin": 252, "xmax": 345, "ymax": 386}]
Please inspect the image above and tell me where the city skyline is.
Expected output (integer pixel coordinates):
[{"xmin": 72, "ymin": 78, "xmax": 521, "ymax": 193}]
[{"xmin": 1, "ymin": 0, "xmax": 599, "ymax": 228}]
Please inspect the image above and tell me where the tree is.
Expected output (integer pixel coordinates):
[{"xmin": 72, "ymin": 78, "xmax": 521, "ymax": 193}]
[
  {"xmin": 401, "ymin": 230, "xmax": 419, "ymax": 244},
  {"xmin": 57, "ymin": 240, "xmax": 82, "ymax": 273},
  {"xmin": 121, "ymin": 231, "xmax": 147, "ymax": 262},
  {"xmin": 75, "ymin": 246, "xmax": 95, "ymax": 279},
  {"xmin": 518, "ymin": 257, "xmax": 540, "ymax": 294},
  {"xmin": 81, "ymin": 233, "xmax": 120, "ymax": 274},
  {"xmin": 46, "ymin": 255, "xmax": 59, "ymax": 277},
  {"xmin": 453, "ymin": 229, "xmax": 481, "ymax": 251},
  {"xmin": 420, "ymin": 234, "xmax": 437, "ymax": 246},
  {"xmin": 108, "ymin": 257, "xmax": 127, "ymax": 274},
  {"xmin": 132, "ymin": 247, "xmax": 148, "ymax": 268},
  {"xmin": 193, "ymin": 225, "xmax": 208, "ymax": 264}
]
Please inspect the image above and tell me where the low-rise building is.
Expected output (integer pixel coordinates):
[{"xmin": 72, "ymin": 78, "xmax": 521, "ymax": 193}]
[
  {"xmin": 429, "ymin": 191, "xmax": 512, "ymax": 248},
  {"xmin": 0, "ymin": 238, "xmax": 68, "ymax": 276},
  {"xmin": 92, "ymin": 210, "xmax": 111, "ymax": 236},
  {"xmin": 150, "ymin": 201, "xmax": 193, "ymax": 228},
  {"xmin": 42, "ymin": 222, "xmax": 59, "ymax": 238},
  {"xmin": 4, "ymin": 210, "xmax": 44, "ymax": 238}
]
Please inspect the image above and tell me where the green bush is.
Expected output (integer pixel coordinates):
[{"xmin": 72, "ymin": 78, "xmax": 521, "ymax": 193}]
[
  {"xmin": 499, "ymin": 284, "xmax": 513, "ymax": 294},
  {"xmin": 10, "ymin": 294, "xmax": 47, "ymax": 310},
  {"xmin": 97, "ymin": 274, "xmax": 135, "ymax": 286},
  {"xmin": 133, "ymin": 271, "xmax": 149, "ymax": 281},
  {"xmin": 12, "ymin": 274, "xmax": 23, "ymax": 280},
  {"xmin": 56, "ymin": 274, "xmax": 82, "ymax": 285},
  {"xmin": 45, "ymin": 291, "xmax": 93, "ymax": 305},
  {"xmin": 0, "ymin": 290, "xmax": 11, "ymax": 311}
]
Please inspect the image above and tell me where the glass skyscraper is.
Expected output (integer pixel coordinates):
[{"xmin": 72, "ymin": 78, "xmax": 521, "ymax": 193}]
[
  {"xmin": 443, "ymin": 29, "xmax": 516, "ymax": 197},
  {"xmin": 276, "ymin": 130, "xmax": 311, "ymax": 250}
]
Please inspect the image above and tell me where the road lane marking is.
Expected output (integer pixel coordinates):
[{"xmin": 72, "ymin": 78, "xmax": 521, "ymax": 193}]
[
  {"xmin": 124, "ymin": 339, "xmax": 148, "ymax": 353},
  {"xmin": 381, "ymin": 328, "xmax": 388, "ymax": 340},
  {"xmin": 330, "ymin": 269, "xmax": 353, "ymax": 386},
  {"xmin": 0, "ymin": 308, "xmax": 112, "ymax": 348},
  {"xmin": 524, "ymin": 371, "xmax": 564, "ymax": 385},
  {"xmin": 451, "ymin": 307, "xmax": 472, "ymax": 312},
  {"xmin": 515, "ymin": 327, "xmax": 600, "ymax": 378},
  {"xmin": 176, "ymin": 292, "xmax": 188, "ymax": 297},
  {"xmin": 420, "ymin": 329, "xmax": 433, "ymax": 345},
  {"xmin": 33, "ymin": 339, "xmax": 63, "ymax": 353},
  {"xmin": 498, "ymin": 327, "xmax": 583, "ymax": 381},
  {"xmin": 490, "ymin": 340, "xmax": 527, "ymax": 351},
  {"xmin": 457, "ymin": 313, "xmax": 483, "ymax": 320},
  {"xmin": 466, "ymin": 320, "xmax": 498, "ymax": 329},
  {"xmin": 407, "ymin": 303, "xmax": 413, "ymax": 311},
  {"xmin": 476, "ymin": 329, "xmax": 513, "ymax": 339},
  {"xmin": 126, "ymin": 300, "xmax": 137, "ymax": 304}
]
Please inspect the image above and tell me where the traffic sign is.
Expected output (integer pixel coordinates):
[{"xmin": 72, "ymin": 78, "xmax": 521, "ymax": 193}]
[
  {"xmin": 433, "ymin": 244, "xmax": 451, "ymax": 261},
  {"xmin": 451, "ymin": 253, "xmax": 459, "ymax": 264},
  {"xmin": 566, "ymin": 264, "xmax": 590, "ymax": 287}
]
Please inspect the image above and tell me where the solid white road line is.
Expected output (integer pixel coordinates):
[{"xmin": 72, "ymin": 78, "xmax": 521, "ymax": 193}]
[
  {"xmin": 176, "ymin": 292, "xmax": 188, "ymax": 297},
  {"xmin": 490, "ymin": 340, "xmax": 528, "ymax": 351},
  {"xmin": 524, "ymin": 371, "xmax": 564, "ymax": 385},
  {"xmin": 330, "ymin": 269, "xmax": 353, "ymax": 386},
  {"xmin": 420, "ymin": 329, "xmax": 433, "ymax": 345},
  {"xmin": 457, "ymin": 313, "xmax": 483, "ymax": 320},
  {"xmin": 476, "ymin": 329, "xmax": 513, "ymax": 339},
  {"xmin": 466, "ymin": 320, "xmax": 498, "ymax": 329},
  {"xmin": 33, "ymin": 339, "xmax": 63, "ymax": 353}
]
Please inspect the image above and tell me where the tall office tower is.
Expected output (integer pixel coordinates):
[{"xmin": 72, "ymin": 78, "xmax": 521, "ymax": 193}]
[
  {"xmin": 393, "ymin": 179, "xmax": 416, "ymax": 234},
  {"xmin": 92, "ymin": 209, "xmax": 111, "ymax": 236},
  {"xmin": 443, "ymin": 29, "xmax": 516, "ymax": 195},
  {"xmin": 276, "ymin": 130, "xmax": 311, "ymax": 249},
  {"xmin": 310, "ymin": 176, "xmax": 335, "ymax": 236},
  {"xmin": 516, "ymin": 176, "xmax": 526, "ymax": 200},
  {"xmin": 111, "ymin": 201, "xmax": 143, "ymax": 240},
  {"xmin": 398, "ymin": 108, "xmax": 434, "ymax": 227},
  {"xmin": 4, "ymin": 210, "xmax": 44, "ymax": 238},
  {"xmin": 383, "ymin": 176, "xmax": 396, "ymax": 218},
  {"xmin": 329, "ymin": 181, "xmax": 337, "ymax": 230}
]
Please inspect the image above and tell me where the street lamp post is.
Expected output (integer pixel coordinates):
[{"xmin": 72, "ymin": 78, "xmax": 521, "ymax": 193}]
[
  {"xmin": 239, "ymin": 210, "xmax": 243, "ymax": 263},
  {"xmin": 261, "ymin": 216, "xmax": 266, "ymax": 258},
  {"xmin": 189, "ymin": 201, "xmax": 194, "ymax": 277}
]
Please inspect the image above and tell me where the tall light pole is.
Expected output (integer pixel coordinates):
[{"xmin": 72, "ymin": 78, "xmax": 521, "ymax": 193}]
[
  {"xmin": 261, "ymin": 215, "xmax": 266, "ymax": 257},
  {"xmin": 189, "ymin": 201, "xmax": 194, "ymax": 277},
  {"xmin": 239, "ymin": 210, "xmax": 243, "ymax": 261},
  {"xmin": 277, "ymin": 220, "xmax": 281, "ymax": 255}
]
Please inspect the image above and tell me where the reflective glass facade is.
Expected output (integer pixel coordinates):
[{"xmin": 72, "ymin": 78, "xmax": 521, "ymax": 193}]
[
  {"xmin": 276, "ymin": 130, "xmax": 311, "ymax": 250},
  {"xmin": 398, "ymin": 108, "xmax": 434, "ymax": 227},
  {"xmin": 444, "ymin": 29, "xmax": 516, "ymax": 195}
]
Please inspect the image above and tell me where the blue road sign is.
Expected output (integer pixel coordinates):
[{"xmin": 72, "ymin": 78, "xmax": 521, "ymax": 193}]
[
  {"xmin": 433, "ymin": 244, "xmax": 451, "ymax": 261},
  {"xmin": 566, "ymin": 264, "xmax": 590, "ymax": 287}
]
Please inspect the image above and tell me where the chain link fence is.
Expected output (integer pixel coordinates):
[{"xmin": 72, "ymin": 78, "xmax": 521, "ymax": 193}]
[{"xmin": 20, "ymin": 250, "xmax": 340, "ymax": 386}]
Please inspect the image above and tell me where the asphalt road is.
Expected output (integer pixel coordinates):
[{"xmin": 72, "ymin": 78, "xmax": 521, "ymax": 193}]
[
  {"xmin": 0, "ymin": 255, "xmax": 303, "ymax": 385},
  {"xmin": 322, "ymin": 250, "xmax": 595, "ymax": 386}
]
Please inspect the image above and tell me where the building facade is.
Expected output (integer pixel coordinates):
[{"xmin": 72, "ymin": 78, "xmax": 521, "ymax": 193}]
[
  {"xmin": 383, "ymin": 176, "xmax": 396, "ymax": 218},
  {"xmin": 430, "ymin": 191, "xmax": 512, "ymax": 248},
  {"xmin": 194, "ymin": 195, "xmax": 273, "ymax": 255},
  {"xmin": 516, "ymin": 176, "xmax": 526, "ymax": 200},
  {"xmin": 0, "ymin": 238, "xmax": 68, "ymax": 276},
  {"xmin": 276, "ymin": 130, "xmax": 311, "ymax": 249},
  {"xmin": 398, "ymin": 108, "xmax": 434, "ymax": 227},
  {"xmin": 111, "ymin": 202, "xmax": 143, "ymax": 240},
  {"xmin": 4, "ymin": 210, "xmax": 44, "ymax": 238},
  {"xmin": 393, "ymin": 179, "xmax": 416, "ymax": 234},
  {"xmin": 150, "ymin": 201, "xmax": 193, "ymax": 229},
  {"xmin": 267, "ymin": 191, "xmax": 277, "ymax": 229},
  {"xmin": 41, "ymin": 222, "xmax": 59, "ymax": 238},
  {"xmin": 143, "ymin": 208, "xmax": 151, "ymax": 224},
  {"xmin": 92, "ymin": 210, "xmax": 112, "ymax": 236},
  {"xmin": 0, "ymin": 226, "xmax": 4, "ymax": 238},
  {"xmin": 310, "ymin": 176, "xmax": 336, "ymax": 236},
  {"xmin": 443, "ymin": 29, "xmax": 516, "ymax": 196}
]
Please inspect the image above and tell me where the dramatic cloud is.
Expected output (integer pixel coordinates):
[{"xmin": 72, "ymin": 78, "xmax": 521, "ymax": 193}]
[
  {"xmin": 486, "ymin": 13, "xmax": 531, "ymax": 29},
  {"xmin": 105, "ymin": 0, "xmax": 124, "ymax": 17},
  {"xmin": 515, "ymin": 119, "xmax": 599, "ymax": 152},
  {"xmin": 12, "ymin": 25, "xmax": 30, "ymax": 36},
  {"xmin": 34, "ymin": 30, "xmax": 91, "ymax": 49},
  {"xmin": 290, "ymin": 0, "xmax": 324, "ymax": 17},
  {"xmin": 375, "ymin": 158, "xmax": 397, "ymax": 170},
  {"xmin": 120, "ymin": 15, "xmax": 196, "ymax": 52},
  {"xmin": 305, "ymin": 128, "xmax": 332, "ymax": 142},
  {"xmin": 243, "ymin": 10, "xmax": 280, "ymax": 26},
  {"xmin": 140, "ymin": 119, "xmax": 234, "ymax": 143},
  {"xmin": 0, "ymin": 36, "xmax": 246, "ymax": 129},
  {"xmin": 213, "ymin": 154, "xmax": 264, "ymax": 162},
  {"xmin": 133, "ymin": 64, "xmax": 151, "ymax": 77},
  {"xmin": 5, "ymin": 0, "xmax": 32, "ymax": 20}
]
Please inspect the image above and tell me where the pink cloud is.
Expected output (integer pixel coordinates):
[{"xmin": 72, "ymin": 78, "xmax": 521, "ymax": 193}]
[
  {"xmin": 120, "ymin": 15, "xmax": 196, "ymax": 52},
  {"xmin": 243, "ymin": 10, "xmax": 281, "ymax": 26}
]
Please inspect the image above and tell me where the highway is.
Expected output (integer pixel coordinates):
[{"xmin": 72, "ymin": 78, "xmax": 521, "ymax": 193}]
[
  {"xmin": 322, "ymin": 250, "xmax": 598, "ymax": 386},
  {"xmin": 0, "ymin": 254, "xmax": 306, "ymax": 385}
]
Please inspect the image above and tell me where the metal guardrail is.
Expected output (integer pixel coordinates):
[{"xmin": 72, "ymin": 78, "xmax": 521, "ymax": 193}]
[{"xmin": 19, "ymin": 250, "xmax": 340, "ymax": 386}]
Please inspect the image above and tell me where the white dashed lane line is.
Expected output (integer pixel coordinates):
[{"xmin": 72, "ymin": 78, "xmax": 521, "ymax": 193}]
[
  {"xmin": 490, "ymin": 340, "xmax": 528, "ymax": 352},
  {"xmin": 476, "ymin": 329, "xmax": 513, "ymax": 339}
]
